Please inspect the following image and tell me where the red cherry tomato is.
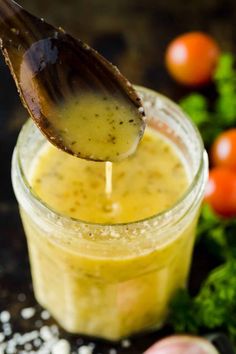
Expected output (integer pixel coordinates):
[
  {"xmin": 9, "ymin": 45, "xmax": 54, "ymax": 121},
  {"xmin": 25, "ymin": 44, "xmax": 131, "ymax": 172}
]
[
  {"xmin": 165, "ymin": 32, "xmax": 220, "ymax": 86},
  {"xmin": 144, "ymin": 335, "xmax": 218, "ymax": 354},
  {"xmin": 211, "ymin": 129, "xmax": 236, "ymax": 170},
  {"xmin": 204, "ymin": 167, "xmax": 236, "ymax": 217}
]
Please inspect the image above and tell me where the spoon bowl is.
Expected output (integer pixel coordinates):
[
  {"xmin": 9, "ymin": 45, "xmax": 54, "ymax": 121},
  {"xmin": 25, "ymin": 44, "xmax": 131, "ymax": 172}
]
[{"xmin": 0, "ymin": 0, "xmax": 145, "ymax": 161}]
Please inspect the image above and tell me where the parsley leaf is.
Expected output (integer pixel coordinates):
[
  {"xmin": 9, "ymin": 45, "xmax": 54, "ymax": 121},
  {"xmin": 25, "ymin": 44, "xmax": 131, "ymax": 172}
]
[
  {"xmin": 179, "ymin": 53, "xmax": 236, "ymax": 148},
  {"xmin": 169, "ymin": 261, "xmax": 236, "ymax": 342},
  {"xmin": 180, "ymin": 94, "xmax": 209, "ymax": 125},
  {"xmin": 214, "ymin": 53, "xmax": 236, "ymax": 125},
  {"xmin": 197, "ymin": 205, "xmax": 236, "ymax": 261},
  {"xmin": 168, "ymin": 52, "xmax": 236, "ymax": 343}
]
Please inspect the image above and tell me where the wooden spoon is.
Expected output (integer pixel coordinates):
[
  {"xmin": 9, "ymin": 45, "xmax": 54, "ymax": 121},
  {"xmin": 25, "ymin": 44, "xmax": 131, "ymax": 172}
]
[{"xmin": 0, "ymin": 0, "xmax": 145, "ymax": 161}]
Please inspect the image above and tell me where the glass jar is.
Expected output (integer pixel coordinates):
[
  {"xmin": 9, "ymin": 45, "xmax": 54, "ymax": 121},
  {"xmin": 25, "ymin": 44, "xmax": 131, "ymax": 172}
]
[{"xmin": 12, "ymin": 86, "xmax": 208, "ymax": 341}]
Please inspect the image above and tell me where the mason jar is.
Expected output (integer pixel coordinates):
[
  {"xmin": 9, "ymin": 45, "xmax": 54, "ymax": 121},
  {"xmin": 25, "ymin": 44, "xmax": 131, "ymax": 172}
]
[{"xmin": 12, "ymin": 87, "xmax": 208, "ymax": 340}]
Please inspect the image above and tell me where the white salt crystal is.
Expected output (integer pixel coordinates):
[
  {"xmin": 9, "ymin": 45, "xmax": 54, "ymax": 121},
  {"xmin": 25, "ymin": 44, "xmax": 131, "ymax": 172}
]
[
  {"xmin": 13, "ymin": 333, "xmax": 21, "ymax": 342},
  {"xmin": 5, "ymin": 346, "xmax": 15, "ymax": 354},
  {"xmin": 24, "ymin": 342, "xmax": 33, "ymax": 350},
  {"xmin": 41, "ymin": 310, "xmax": 50, "ymax": 320},
  {"xmin": 40, "ymin": 326, "xmax": 53, "ymax": 341},
  {"xmin": 0, "ymin": 343, "xmax": 6, "ymax": 354},
  {"xmin": 33, "ymin": 338, "xmax": 42, "ymax": 347},
  {"xmin": 0, "ymin": 311, "xmax": 10, "ymax": 323},
  {"xmin": 109, "ymin": 349, "xmax": 117, "ymax": 354},
  {"xmin": 50, "ymin": 325, "xmax": 59, "ymax": 336},
  {"xmin": 51, "ymin": 339, "xmax": 70, "ymax": 354},
  {"xmin": 3, "ymin": 323, "xmax": 12, "ymax": 336},
  {"xmin": 35, "ymin": 319, "xmax": 43, "ymax": 328},
  {"xmin": 138, "ymin": 106, "xmax": 145, "ymax": 113},
  {"xmin": 121, "ymin": 339, "xmax": 131, "ymax": 348},
  {"xmin": 21, "ymin": 307, "xmax": 36, "ymax": 320},
  {"xmin": 78, "ymin": 345, "xmax": 94, "ymax": 354},
  {"xmin": 17, "ymin": 293, "xmax": 26, "ymax": 302}
]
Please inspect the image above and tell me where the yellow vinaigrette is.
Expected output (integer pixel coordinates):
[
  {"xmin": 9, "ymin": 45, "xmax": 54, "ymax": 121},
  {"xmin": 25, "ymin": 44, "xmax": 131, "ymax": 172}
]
[
  {"xmin": 30, "ymin": 127, "xmax": 189, "ymax": 224},
  {"xmin": 51, "ymin": 93, "xmax": 145, "ymax": 161}
]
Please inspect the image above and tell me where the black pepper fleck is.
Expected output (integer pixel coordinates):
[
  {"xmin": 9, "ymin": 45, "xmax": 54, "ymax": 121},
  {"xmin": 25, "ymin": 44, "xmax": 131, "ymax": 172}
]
[{"xmin": 108, "ymin": 134, "xmax": 116, "ymax": 144}]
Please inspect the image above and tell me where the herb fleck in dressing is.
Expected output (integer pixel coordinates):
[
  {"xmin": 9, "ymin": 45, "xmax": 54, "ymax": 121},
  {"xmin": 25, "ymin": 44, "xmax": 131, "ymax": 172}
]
[
  {"xmin": 51, "ymin": 93, "xmax": 145, "ymax": 162},
  {"xmin": 30, "ymin": 127, "xmax": 189, "ymax": 224},
  {"xmin": 22, "ymin": 125, "xmax": 194, "ymax": 340}
]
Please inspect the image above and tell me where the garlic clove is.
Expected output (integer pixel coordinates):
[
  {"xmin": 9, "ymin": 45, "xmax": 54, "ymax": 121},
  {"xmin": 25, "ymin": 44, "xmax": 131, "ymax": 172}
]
[{"xmin": 144, "ymin": 335, "xmax": 219, "ymax": 354}]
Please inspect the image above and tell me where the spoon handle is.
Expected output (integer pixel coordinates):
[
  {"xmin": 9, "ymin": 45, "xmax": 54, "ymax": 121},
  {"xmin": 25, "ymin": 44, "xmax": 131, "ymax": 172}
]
[{"xmin": 0, "ymin": 0, "xmax": 56, "ymax": 51}]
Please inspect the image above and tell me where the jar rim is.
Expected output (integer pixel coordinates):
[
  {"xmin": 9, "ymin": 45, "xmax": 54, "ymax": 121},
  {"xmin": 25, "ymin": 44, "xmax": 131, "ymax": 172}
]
[{"xmin": 14, "ymin": 86, "xmax": 207, "ymax": 230}]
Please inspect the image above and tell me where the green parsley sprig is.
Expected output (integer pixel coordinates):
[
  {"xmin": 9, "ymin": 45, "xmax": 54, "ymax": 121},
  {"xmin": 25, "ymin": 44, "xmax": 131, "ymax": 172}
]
[
  {"xmin": 169, "ymin": 205, "xmax": 236, "ymax": 341},
  {"xmin": 179, "ymin": 53, "xmax": 236, "ymax": 147},
  {"xmin": 168, "ymin": 53, "xmax": 236, "ymax": 342},
  {"xmin": 170, "ymin": 260, "xmax": 236, "ymax": 341},
  {"xmin": 197, "ymin": 205, "xmax": 236, "ymax": 261}
]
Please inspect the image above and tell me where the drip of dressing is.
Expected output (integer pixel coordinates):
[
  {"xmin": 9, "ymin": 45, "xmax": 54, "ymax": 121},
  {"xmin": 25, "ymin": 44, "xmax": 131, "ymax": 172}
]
[
  {"xmin": 103, "ymin": 161, "xmax": 117, "ymax": 214},
  {"xmin": 105, "ymin": 161, "xmax": 113, "ymax": 198}
]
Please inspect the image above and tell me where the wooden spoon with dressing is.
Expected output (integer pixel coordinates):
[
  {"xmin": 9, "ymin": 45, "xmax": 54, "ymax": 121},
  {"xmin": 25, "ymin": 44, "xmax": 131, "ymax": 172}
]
[{"xmin": 0, "ymin": 0, "xmax": 145, "ymax": 162}]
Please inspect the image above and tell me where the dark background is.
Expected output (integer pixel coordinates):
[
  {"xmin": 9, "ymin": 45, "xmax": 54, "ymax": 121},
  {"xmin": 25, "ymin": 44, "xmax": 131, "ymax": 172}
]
[
  {"xmin": 0, "ymin": 0, "xmax": 235, "ymax": 353},
  {"xmin": 20, "ymin": 0, "xmax": 236, "ymax": 96}
]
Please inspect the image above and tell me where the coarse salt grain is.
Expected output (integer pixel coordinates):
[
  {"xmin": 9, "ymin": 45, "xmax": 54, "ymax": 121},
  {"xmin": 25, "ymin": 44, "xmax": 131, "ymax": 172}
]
[
  {"xmin": 4, "ymin": 330, "xmax": 12, "ymax": 337},
  {"xmin": 13, "ymin": 333, "xmax": 21, "ymax": 341},
  {"xmin": 24, "ymin": 342, "xmax": 33, "ymax": 350},
  {"xmin": 88, "ymin": 343, "xmax": 95, "ymax": 349},
  {"xmin": 138, "ymin": 106, "xmax": 145, "ymax": 113},
  {"xmin": 109, "ymin": 349, "xmax": 117, "ymax": 354},
  {"xmin": 0, "ymin": 343, "xmax": 6, "ymax": 354},
  {"xmin": 17, "ymin": 330, "xmax": 39, "ymax": 345},
  {"xmin": 51, "ymin": 339, "xmax": 70, "ymax": 354},
  {"xmin": 50, "ymin": 325, "xmax": 59, "ymax": 336},
  {"xmin": 121, "ymin": 339, "xmax": 131, "ymax": 348},
  {"xmin": 35, "ymin": 319, "xmax": 43, "ymax": 328},
  {"xmin": 2, "ymin": 323, "xmax": 11, "ymax": 330},
  {"xmin": 0, "ymin": 297, "xmax": 133, "ymax": 354},
  {"xmin": 7, "ymin": 339, "xmax": 16, "ymax": 349},
  {"xmin": 33, "ymin": 338, "xmax": 42, "ymax": 347},
  {"xmin": 3, "ymin": 323, "xmax": 12, "ymax": 336},
  {"xmin": 41, "ymin": 310, "xmax": 50, "ymax": 320},
  {"xmin": 5, "ymin": 346, "xmax": 15, "ymax": 354},
  {"xmin": 40, "ymin": 326, "xmax": 54, "ymax": 341},
  {"xmin": 78, "ymin": 345, "xmax": 94, "ymax": 354},
  {"xmin": 0, "ymin": 311, "xmax": 10, "ymax": 323},
  {"xmin": 0, "ymin": 303, "xmax": 98, "ymax": 354},
  {"xmin": 17, "ymin": 293, "xmax": 26, "ymax": 302},
  {"xmin": 21, "ymin": 307, "xmax": 36, "ymax": 320}
]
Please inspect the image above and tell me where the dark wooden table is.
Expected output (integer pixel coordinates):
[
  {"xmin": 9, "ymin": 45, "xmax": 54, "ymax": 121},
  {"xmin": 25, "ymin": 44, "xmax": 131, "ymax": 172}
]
[{"xmin": 0, "ymin": 0, "xmax": 235, "ymax": 353}]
